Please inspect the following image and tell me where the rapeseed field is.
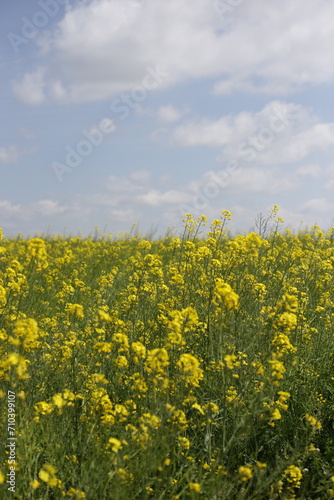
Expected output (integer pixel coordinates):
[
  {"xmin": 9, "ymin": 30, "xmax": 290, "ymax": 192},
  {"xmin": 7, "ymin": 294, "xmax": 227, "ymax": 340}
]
[{"xmin": 0, "ymin": 209, "xmax": 334, "ymax": 499}]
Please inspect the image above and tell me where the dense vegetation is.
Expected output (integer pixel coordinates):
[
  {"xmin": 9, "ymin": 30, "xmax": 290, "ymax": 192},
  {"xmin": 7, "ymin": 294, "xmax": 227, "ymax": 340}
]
[{"xmin": 1, "ymin": 210, "xmax": 334, "ymax": 499}]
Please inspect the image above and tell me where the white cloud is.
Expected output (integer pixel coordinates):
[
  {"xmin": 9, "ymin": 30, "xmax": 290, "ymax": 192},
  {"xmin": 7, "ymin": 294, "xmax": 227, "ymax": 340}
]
[
  {"xmin": 13, "ymin": 67, "xmax": 47, "ymax": 105},
  {"xmin": 2, "ymin": 165, "xmax": 334, "ymax": 235},
  {"xmin": 212, "ymin": 0, "xmax": 334, "ymax": 95},
  {"xmin": 0, "ymin": 146, "xmax": 21, "ymax": 165},
  {"xmin": 107, "ymin": 174, "xmax": 147, "ymax": 194},
  {"xmin": 92, "ymin": 171, "xmax": 192, "ymax": 208},
  {"xmin": 324, "ymin": 179, "xmax": 334, "ymax": 191},
  {"xmin": 137, "ymin": 188, "xmax": 193, "ymax": 206},
  {"xmin": 171, "ymin": 101, "xmax": 299, "ymax": 148},
  {"xmin": 0, "ymin": 199, "xmax": 88, "ymax": 224},
  {"xmin": 169, "ymin": 100, "xmax": 334, "ymax": 167},
  {"xmin": 0, "ymin": 201, "xmax": 22, "ymax": 215},
  {"xmin": 14, "ymin": 0, "xmax": 334, "ymax": 104},
  {"xmin": 272, "ymin": 123, "xmax": 334, "ymax": 163},
  {"xmin": 0, "ymin": 145, "xmax": 37, "ymax": 165},
  {"xmin": 300, "ymin": 198, "xmax": 334, "ymax": 214},
  {"xmin": 130, "ymin": 170, "xmax": 150, "ymax": 182},
  {"xmin": 87, "ymin": 171, "xmax": 151, "ymax": 209},
  {"xmin": 34, "ymin": 200, "xmax": 66, "ymax": 216},
  {"xmin": 110, "ymin": 208, "xmax": 139, "ymax": 222},
  {"xmin": 295, "ymin": 164, "xmax": 322, "ymax": 179},
  {"xmin": 157, "ymin": 105, "xmax": 188, "ymax": 123},
  {"xmin": 19, "ymin": 127, "xmax": 38, "ymax": 140},
  {"xmin": 323, "ymin": 163, "xmax": 334, "ymax": 190},
  {"xmin": 88, "ymin": 165, "xmax": 310, "ymax": 215},
  {"xmin": 48, "ymin": 80, "xmax": 67, "ymax": 102},
  {"xmin": 219, "ymin": 164, "xmax": 323, "ymax": 194},
  {"xmin": 167, "ymin": 167, "xmax": 286, "ymax": 204}
]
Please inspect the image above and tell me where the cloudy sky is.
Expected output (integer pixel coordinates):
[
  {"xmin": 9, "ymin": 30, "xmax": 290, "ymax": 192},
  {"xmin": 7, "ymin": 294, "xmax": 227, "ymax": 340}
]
[{"xmin": 1, "ymin": 0, "xmax": 334, "ymax": 236}]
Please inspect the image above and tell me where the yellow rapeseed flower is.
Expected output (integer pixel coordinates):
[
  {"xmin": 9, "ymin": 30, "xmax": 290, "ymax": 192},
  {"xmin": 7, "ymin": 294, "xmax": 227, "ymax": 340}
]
[
  {"xmin": 283, "ymin": 465, "xmax": 302, "ymax": 488},
  {"xmin": 212, "ymin": 280, "xmax": 239, "ymax": 310},
  {"xmin": 65, "ymin": 303, "xmax": 84, "ymax": 319},
  {"xmin": 239, "ymin": 465, "xmax": 253, "ymax": 482},
  {"xmin": 305, "ymin": 414, "xmax": 322, "ymax": 430},
  {"xmin": 52, "ymin": 393, "xmax": 66, "ymax": 408},
  {"xmin": 270, "ymin": 408, "xmax": 282, "ymax": 420},
  {"xmin": 177, "ymin": 353, "xmax": 203, "ymax": 387},
  {"xmin": 107, "ymin": 437, "xmax": 123, "ymax": 453},
  {"xmin": 177, "ymin": 437, "xmax": 191, "ymax": 450},
  {"xmin": 29, "ymin": 479, "xmax": 40, "ymax": 489},
  {"xmin": 189, "ymin": 482, "xmax": 201, "ymax": 493}
]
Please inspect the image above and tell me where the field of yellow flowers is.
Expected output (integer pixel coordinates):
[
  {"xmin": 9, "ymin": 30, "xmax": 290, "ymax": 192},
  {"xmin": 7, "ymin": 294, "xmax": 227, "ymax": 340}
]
[{"xmin": 1, "ymin": 210, "xmax": 334, "ymax": 499}]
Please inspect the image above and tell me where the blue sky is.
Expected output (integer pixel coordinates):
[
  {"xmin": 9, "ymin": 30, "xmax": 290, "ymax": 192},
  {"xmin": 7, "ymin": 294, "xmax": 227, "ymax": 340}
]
[{"xmin": 1, "ymin": 0, "xmax": 334, "ymax": 237}]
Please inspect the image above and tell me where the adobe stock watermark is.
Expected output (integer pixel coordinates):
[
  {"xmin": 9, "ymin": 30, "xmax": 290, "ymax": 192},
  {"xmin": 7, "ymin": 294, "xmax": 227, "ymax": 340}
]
[
  {"xmin": 52, "ymin": 64, "xmax": 169, "ymax": 183},
  {"xmin": 110, "ymin": 64, "xmax": 169, "ymax": 120},
  {"xmin": 52, "ymin": 118, "xmax": 115, "ymax": 183},
  {"xmin": 212, "ymin": 0, "xmax": 244, "ymax": 23},
  {"xmin": 7, "ymin": 391, "xmax": 17, "ymax": 493},
  {"xmin": 179, "ymin": 161, "xmax": 241, "ymax": 217},
  {"xmin": 237, "ymin": 103, "xmax": 292, "ymax": 161},
  {"xmin": 179, "ymin": 102, "xmax": 293, "ymax": 215},
  {"xmin": 7, "ymin": 0, "xmax": 67, "ymax": 54}
]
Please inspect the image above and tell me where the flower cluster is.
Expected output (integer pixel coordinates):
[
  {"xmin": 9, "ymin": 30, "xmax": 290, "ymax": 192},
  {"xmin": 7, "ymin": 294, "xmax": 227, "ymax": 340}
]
[{"xmin": 0, "ymin": 210, "xmax": 333, "ymax": 498}]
